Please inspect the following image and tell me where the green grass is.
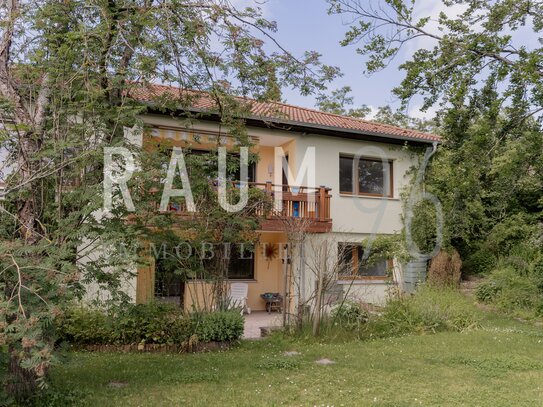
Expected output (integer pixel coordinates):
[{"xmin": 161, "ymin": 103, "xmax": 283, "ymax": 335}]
[{"xmin": 41, "ymin": 314, "xmax": 543, "ymax": 407}]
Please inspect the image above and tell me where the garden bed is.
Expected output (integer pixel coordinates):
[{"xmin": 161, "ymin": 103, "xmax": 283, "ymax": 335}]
[{"xmin": 71, "ymin": 341, "xmax": 232, "ymax": 353}]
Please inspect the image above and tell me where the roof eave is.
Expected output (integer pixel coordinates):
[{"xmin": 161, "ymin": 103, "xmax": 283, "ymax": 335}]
[{"xmin": 142, "ymin": 102, "xmax": 440, "ymax": 146}]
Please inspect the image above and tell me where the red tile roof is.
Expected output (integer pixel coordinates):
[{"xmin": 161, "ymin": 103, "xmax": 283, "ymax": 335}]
[{"xmin": 128, "ymin": 83, "xmax": 440, "ymax": 143}]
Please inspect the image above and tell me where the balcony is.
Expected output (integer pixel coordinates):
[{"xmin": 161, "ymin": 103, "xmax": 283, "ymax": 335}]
[
  {"xmin": 164, "ymin": 182, "xmax": 333, "ymax": 233},
  {"xmin": 249, "ymin": 182, "xmax": 332, "ymax": 233}
]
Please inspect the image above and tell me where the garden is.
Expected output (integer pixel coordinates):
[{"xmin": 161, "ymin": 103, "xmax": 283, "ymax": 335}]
[{"xmin": 15, "ymin": 287, "xmax": 543, "ymax": 407}]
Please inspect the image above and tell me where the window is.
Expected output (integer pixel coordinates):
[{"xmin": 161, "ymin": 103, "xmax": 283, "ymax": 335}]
[
  {"xmin": 339, "ymin": 155, "xmax": 393, "ymax": 197},
  {"xmin": 155, "ymin": 257, "xmax": 184, "ymax": 306},
  {"xmin": 338, "ymin": 243, "xmax": 389, "ymax": 279},
  {"xmin": 227, "ymin": 244, "xmax": 255, "ymax": 280}
]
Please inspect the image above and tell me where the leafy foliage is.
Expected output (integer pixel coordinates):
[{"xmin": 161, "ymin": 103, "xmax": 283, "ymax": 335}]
[
  {"xmin": 330, "ymin": 301, "xmax": 369, "ymax": 330},
  {"xmin": 475, "ymin": 253, "xmax": 543, "ymax": 317},
  {"xmin": 362, "ymin": 233, "xmax": 411, "ymax": 266},
  {"xmin": 330, "ymin": 0, "xmax": 543, "ymax": 263},
  {"xmin": 56, "ymin": 305, "xmax": 244, "ymax": 346},
  {"xmin": 57, "ymin": 304, "xmax": 192, "ymax": 345},
  {"xmin": 315, "ymin": 86, "xmax": 435, "ymax": 131},
  {"xmin": 0, "ymin": 0, "xmax": 338, "ymax": 396},
  {"xmin": 190, "ymin": 311, "xmax": 244, "ymax": 343},
  {"xmin": 315, "ymin": 86, "xmax": 372, "ymax": 118},
  {"xmin": 368, "ymin": 287, "xmax": 480, "ymax": 337}
]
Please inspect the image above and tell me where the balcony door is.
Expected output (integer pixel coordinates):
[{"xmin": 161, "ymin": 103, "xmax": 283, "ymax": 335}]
[{"xmin": 282, "ymin": 154, "xmax": 289, "ymax": 191}]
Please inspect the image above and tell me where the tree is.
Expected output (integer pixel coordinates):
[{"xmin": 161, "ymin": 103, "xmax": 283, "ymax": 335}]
[
  {"xmin": 329, "ymin": 0, "xmax": 543, "ymax": 267},
  {"xmin": 316, "ymin": 86, "xmax": 371, "ymax": 117},
  {"xmin": 328, "ymin": 0, "xmax": 543, "ymax": 119},
  {"xmin": 316, "ymin": 86, "xmax": 435, "ymax": 131},
  {"xmin": 0, "ymin": 0, "xmax": 338, "ymax": 399}
]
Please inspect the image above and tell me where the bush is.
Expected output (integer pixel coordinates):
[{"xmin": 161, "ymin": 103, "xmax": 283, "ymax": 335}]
[
  {"xmin": 56, "ymin": 308, "xmax": 114, "ymax": 345},
  {"xmin": 330, "ymin": 301, "xmax": 369, "ymax": 330},
  {"xmin": 115, "ymin": 303, "xmax": 192, "ymax": 345},
  {"xmin": 475, "ymin": 281, "xmax": 500, "ymax": 303},
  {"xmin": 472, "ymin": 245, "xmax": 543, "ymax": 314},
  {"xmin": 464, "ymin": 248, "xmax": 497, "ymax": 275},
  {"xmin": 367, "ymin": 286, "xmax": 480, "ymax": 337},
  {"xmin": 427, "ymin": 250, "xmax": 462, "ymax": 288},
  {"xmin": 478, "ymin": 265, "xmax": 543, "ymax": 315},
  {"xmin": 57, "ymin": 304, "xmax": 243, "ymax": 346},
  {"xmin": 191, "ymin": 311, "xmax": 244, "ymax": 342}
]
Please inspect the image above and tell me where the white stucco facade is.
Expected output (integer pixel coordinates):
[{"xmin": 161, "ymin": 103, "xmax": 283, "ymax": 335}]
[
  {"xmin": 141, "ymin": 116, "xmax": 421, "ymax": 306},
  {"xmin": 83, "ymin": 114, "xmax": 427, "ymax": 307}
]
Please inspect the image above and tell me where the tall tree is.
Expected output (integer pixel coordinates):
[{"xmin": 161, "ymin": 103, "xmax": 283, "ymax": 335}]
[
  {"xmin": 316, "ymin": 86, "xmax": 371, "ymax": 117},
  {"xmin": 0, "ymin": 0, "xmax": 338, "ymax": 399},
  {"xmin": 316, "ymin": 86, "xmax": 435, "ymax": 131},
  {"xmin": 329, "ymin": 0, "xmax": 543, "ymax": 264}
]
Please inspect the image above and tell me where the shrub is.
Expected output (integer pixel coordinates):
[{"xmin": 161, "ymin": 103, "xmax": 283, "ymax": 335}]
[
  {"xmin": 191, "ymin": 311, "xmax": 244, "ymax": 342},
  {"xmin": 366, "ymin": 286, "xmax": 480, "ymax": 337},
  {"xmin": 474, "ymin": 256, "xmax": 543, "ymax": 317},
  {"xmin": 464, "ymin": 248, "xmax": 497, "ymax": 275},
  {"xmin": 475, "ymin": 281, "xmax": 500, "ymax": 303},
  {"xmin": 58, "ymin": 303, "xmax": 191, "ymax": 345},
  {"xmin": 115, "ymin": 303, "xmax": 192, "ymax": 344},
  {"xmin": 330, "ymin": 301, "xmax": 369, "ymax": 330},
  {"xmin": 490, "ymin": 266, "xmax": 542, "ymax": 312},
  {"xmin": 427, "ymin": 250, "xmax": 462, "ymax": 288},
  {"xmin": 485, "ymin": 214, "xmax": 539, "ymax": 255},
  {"xmin": 56, "ymin": 308, "xmax": 115, "ymax": 345}
]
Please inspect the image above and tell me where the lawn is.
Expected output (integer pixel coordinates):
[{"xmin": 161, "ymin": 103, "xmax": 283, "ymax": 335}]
[{"xmin": 44, "ymin": 315, "xmax": 543, "ymax": 407}]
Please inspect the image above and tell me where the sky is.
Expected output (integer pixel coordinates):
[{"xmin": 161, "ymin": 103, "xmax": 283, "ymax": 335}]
[
  {"xmin": 247, "ymin": 0, "xmax": 430, "ymax": 118},
  {"xmin": 241, "ymin": 0, "xmax": 538, "ymax": 120}
]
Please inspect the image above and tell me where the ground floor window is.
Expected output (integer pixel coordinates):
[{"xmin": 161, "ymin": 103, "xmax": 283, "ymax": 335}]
[
  {"xmin": 227, "ymin": 244, "xmax": 255, "ymax": 280},
  {"xmin": 338, "ymin": 243, "xmax": 389, "ymax": 279},
  {"xmin": 154, "ymin": 257, "xmax": 184, "ymax": 305}
]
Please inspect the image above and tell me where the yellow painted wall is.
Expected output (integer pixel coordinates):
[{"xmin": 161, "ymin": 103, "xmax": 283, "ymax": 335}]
[
  {"xmin": 256, "ymin": 146, "xmax": 275, "ymax": 184},
  {"xmin": 183, "ymin": 231, "xmax": 287, "ymax": 312},
  {"xmin": 256, "ymin": 142, "xmax": 295, "ymax": 185}
]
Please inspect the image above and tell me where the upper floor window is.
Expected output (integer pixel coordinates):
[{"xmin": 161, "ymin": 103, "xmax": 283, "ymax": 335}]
[{"xmin": 339, "ymin": 155, "xmax": 393, "ymax": 197}]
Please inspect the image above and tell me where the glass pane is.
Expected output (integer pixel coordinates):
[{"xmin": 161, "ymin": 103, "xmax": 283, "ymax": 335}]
[
  {"xmin": 338, "ymin": 243, "xmax": 354, "ymax": 275},
  {"xmin": 154, "ymin": 257, "xmax": 183, "ymax": 305},
  {"xmin": 228, "ymin": 245, "xmax": 255, "ymax": 279},
  {"xmin": 358, "ymin": 159, "xmax": 389, "ymax": 195},
  {"xmin": 339, "ymin": 156, "xmax": 354, "ymax": 193},
  {"xmin": 358, "ymin": 252, "xmax": 388, "ymax": 277}
]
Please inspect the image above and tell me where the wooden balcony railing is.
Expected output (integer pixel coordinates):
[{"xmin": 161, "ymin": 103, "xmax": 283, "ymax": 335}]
[{"xmin": 164, "ymin": 181, "xmax": 333, "ymax": 233}]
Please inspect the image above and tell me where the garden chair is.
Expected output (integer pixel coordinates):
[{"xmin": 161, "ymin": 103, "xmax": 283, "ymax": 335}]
[{"xmin": 229, "ymin": 282, "xmax": 250, "ymax": 315}]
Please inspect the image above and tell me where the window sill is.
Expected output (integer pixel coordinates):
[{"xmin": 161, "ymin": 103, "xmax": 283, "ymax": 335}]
[
  {"xmin": 339, "ymin": 193, "xmax": 400, "ymax": 201},
  {"xmin": 227, "ymin": 279, "xmax": 257, "ymax": 282},
  {"xmin": 336, "ymin": 278, "xmax": 389, "ymax": 285},
  {"xmin": 187, "ymin": 279, "xmax": 257, "ymax": 283}
]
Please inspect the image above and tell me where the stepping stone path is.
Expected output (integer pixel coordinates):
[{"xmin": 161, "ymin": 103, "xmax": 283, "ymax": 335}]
[{"xmin": 315, "ymin": 358, "xmax": 335, "ymax": 365}]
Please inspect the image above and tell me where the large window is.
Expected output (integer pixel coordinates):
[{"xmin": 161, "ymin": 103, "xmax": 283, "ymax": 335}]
[
  {"xmin": 338, "ymin": 243, "xmax": 389, "ymax": 279},
  {"xmin": 339, "ymin": 155, "xmax": 393, "ymax": 197}
]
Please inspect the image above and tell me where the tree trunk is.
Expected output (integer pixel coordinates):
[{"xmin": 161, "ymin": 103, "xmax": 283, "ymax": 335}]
[
  {"xmin": 312, "ymin": 240, "xmax": 326, "ymax": 336},
  {"xmin": 5, "ymin": 348, "xmax": 38, "ymax": 402}
]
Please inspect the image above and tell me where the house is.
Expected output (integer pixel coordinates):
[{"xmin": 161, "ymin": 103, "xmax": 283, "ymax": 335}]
[{"xmin": 86, "ymin": 83, "xmax": 440, "ymax": 313}]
